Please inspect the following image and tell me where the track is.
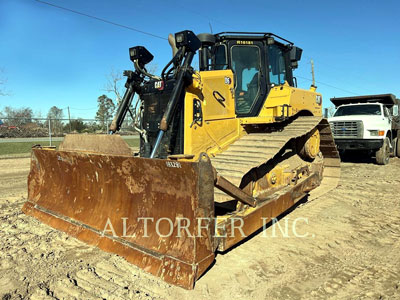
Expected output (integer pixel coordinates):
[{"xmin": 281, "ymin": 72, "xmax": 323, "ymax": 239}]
[{"xmin": 211, "ymin": 116, "xmax": 340, "ymax": 203}]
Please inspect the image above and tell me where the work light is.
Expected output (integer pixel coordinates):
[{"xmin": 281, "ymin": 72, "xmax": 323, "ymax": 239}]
[
  {"xmin": 174, "ymin": 30, "xmax": 201, "ymax": 52},
  {"xmin": 129, "ymin": 46, "xmax": 154, "ymax": 66}
]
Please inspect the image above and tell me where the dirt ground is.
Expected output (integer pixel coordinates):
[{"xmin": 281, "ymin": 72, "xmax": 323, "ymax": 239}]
[{"xmin": 1, "ymin": 156, "xmax": 400, "ymax": 300}]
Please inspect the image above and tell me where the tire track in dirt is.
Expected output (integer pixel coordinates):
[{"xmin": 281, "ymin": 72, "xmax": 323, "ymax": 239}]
[{"xmin": 0, "ymin": 158, "xmax": 400, "ymax": 299}]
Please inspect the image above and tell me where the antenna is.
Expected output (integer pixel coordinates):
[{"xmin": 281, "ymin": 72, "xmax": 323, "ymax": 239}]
[{"xmin": 209, "ymin": 22, "xmax": 213, "ymax": 34}]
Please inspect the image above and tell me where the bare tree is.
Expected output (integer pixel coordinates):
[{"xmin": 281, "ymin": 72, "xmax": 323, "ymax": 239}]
[
  {"xmin": 103, "ymin": 68, "xmax": 123, "ymax": 105},
  {"xmin": 103, "ymin": 64, "xmax": 159, "ymax": 105},
  {"xmin": 2, "ymin": 106, "xmax": 33, "ymax": 126},
  {"xmin": 327, "ymin": 106, "xmax": 336, "ymax": 117},
  {"xmin": 103, "ymin": 65, "xmax": 158, "ymax": 131},
  {"xmin": 47, "ymin": 106, "xmax": 64, "ymax": 135},
  {"xmin": 34, "ymin": 111, "xmax": 44, "ymax": 126},
  {"xmin": 146, "ymin": 64, "xmax": 158, "ymax": 78}
]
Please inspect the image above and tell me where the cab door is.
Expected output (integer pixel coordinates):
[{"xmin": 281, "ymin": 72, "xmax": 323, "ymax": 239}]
[{"xmin": 227, "ymin": 40, "xmax": 267, "ymax": 117}]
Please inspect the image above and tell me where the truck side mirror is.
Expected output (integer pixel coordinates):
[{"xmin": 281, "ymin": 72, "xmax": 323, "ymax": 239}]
[{"xmin": 393, "ymin": 105, "xmax": 399, "ymax": 117}]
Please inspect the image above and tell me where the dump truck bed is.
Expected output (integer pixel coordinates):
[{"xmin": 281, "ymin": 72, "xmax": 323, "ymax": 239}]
[{"xmin": 330, "ymin": 94, "xmax": 398, "ymax": 107}]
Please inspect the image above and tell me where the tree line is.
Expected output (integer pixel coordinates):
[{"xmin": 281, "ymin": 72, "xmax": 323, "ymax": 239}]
[
  {"xmin": 0, "ymin": 106, "xmax": 91, "ymax": 134},
  {"xmin": 0, "ymin": 68, "xmax": 142, "ymax": 135},
  {"xmin": 0, "ymin": 93, "xmax": 133, "ymax": 135}
]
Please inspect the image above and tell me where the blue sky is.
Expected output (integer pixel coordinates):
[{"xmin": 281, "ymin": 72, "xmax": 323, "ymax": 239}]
[{"xmin": 1, "ymin": 0, "xmax": 399, "ymax": 119}]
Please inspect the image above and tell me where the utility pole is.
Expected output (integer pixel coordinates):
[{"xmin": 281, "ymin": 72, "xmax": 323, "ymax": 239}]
[
  {"xmin": 311, "ymin": 59, "xmax": 316, "ymax": 88},
  {"xmin": 67, "ymin": 106, "xmax": 72, "ymax": 133},
  {"xmin": 48, "ymin": 118, "xmax": 52, "ymax": 146}
]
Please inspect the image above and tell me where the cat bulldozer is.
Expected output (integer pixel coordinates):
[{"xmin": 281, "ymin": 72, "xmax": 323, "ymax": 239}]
[{"xmin": 23, "ymin": 30, "xmax": 340, "ymax": 289}]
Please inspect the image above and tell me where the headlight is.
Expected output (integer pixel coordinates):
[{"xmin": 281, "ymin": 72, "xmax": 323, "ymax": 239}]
[
  {"xmin": 129, "ymin": 46, "xmax": 154, "ymax": 65},
  {"xmin": 175, "ymin": 33, "xmax": 185, "ymax": 44},
  {"xmin": 369, "ymin": 130, "xmax": 378, "ymax": 136},
  {"xmin": 368, "ymin": 130, "xmax": 384, "ymax": 136},
  {"xmin": 316, "ymin": 95, "xmax": 322, "ymax": 105},
  {"xmin": 174, "ymin": 30, "xmax": 201, "ymax": 52}
]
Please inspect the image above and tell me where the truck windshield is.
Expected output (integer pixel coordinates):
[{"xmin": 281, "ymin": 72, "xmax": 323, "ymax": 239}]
[{"xmin": 334, "ymin": 105, "xmax": 381, "ymax": 116}]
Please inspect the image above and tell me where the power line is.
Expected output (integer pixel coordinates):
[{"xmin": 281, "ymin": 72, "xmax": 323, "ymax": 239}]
[
  {"xmin": 296, "ymin": 75, "xmax": 360, "ymax": 96},
  {"xmin": 34, "ymin": 1, "xmax": 362, "ymax": 98},
  {"xmin": 174, "ymin": 3, "xmax": 238, "ymax": 31},
  {"xmin": 35, "ymin": 0, "xmax": 167, "ymax": 40},
  {"xmin": 301, "ymin": 56, "xmax": 379, "ymax": 95}
]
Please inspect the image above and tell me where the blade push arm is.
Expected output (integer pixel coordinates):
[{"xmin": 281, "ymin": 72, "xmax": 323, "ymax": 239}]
[
  {"xmin": 150, "ymin": 30, "xmax": 201, "ymax": 158},
  {"xmin": 109, "ymin": 71, "xmax": 140, "ymax": 134},
  {"xmin": 109, "ymin": 46, "xmax": 155, "ymax": 134}
]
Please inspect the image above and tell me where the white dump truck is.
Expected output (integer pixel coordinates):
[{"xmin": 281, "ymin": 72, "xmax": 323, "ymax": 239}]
[{"xmin": 328, "ymin": 94, "xmax": 400, "ymax": 165}]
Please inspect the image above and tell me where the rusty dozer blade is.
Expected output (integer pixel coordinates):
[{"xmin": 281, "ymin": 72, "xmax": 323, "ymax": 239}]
[{"xmin": 23, "ymin": 135, "xmax": 216, "ymax": 289}]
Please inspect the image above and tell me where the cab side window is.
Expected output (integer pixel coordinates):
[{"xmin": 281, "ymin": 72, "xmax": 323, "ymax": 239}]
[
  {"xmin": 267, "ymin": 45, "xmax": 287, "ymax": 86},
  {"xmin": 383, "ymin": 107, "xmax": 389, "ymax": 118},
  {"xmin": 213, "ymin": 45, "xmax": 228, "ymax": 70}
]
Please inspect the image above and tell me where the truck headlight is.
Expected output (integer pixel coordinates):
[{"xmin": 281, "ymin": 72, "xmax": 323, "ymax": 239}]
[{"xmin": 368, "ymin": 130, "xmax": 384, "ymax": 136}]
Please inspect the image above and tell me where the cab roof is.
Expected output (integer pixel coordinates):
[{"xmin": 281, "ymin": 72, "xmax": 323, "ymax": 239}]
[{"xmin": 215, "ymin": 32, "xmax": 293, "ymax": 45}]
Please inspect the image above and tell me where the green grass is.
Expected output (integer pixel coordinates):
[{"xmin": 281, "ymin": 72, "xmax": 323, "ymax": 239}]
[
  {"xmin": 0, "ymin": 141, "xmax": 62, "ymax": 156},
  {"xmin": 0, "ymin": 138, "xmax": 139, "ymax": 156},
  {"xmin": 124, "ymin": 139, "xmax": 140, "ymax": 147}
]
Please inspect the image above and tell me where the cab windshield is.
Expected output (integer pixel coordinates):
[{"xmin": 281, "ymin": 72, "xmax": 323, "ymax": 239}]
[{"xmin": 334, "ymin": 105, "xmax": 382, "ymax": 116}]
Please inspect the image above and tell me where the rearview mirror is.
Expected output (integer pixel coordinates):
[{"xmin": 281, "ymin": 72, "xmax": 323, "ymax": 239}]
[
  {"xmin": 289, "ymin": 46, "xmax": 303, "ymax": 69},
  {"xmin": 393, "ymin": 105, "xmax": 399, "ymax": 117},
  {"xmin": 290, "ymin": 46, "xmax": 303, "ymax": 61}
]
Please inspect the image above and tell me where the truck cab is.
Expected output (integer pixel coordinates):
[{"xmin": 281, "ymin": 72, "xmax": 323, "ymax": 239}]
[{"xmin": 328, "ymin": 94, "xmax": 400, "ymax": 164}]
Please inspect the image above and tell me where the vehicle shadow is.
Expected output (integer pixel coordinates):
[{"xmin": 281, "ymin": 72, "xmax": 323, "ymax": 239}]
[{"xmin": 339, "ymin": 150, "xmax": 376, "ymax": 164}]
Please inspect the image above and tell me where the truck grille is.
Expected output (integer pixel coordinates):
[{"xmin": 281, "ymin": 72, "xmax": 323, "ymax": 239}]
[{"xmin": 330, "ymin": 121, "xmax": 363, "ymax": 138}]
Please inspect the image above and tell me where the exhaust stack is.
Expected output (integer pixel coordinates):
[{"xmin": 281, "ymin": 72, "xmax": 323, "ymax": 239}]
[{"xmin": 168, "ymin": 33, "xmax": 178, "ymax": 57}]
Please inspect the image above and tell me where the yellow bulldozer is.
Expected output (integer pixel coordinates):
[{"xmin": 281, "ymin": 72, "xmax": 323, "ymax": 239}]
[{"xmin": 23, "ymin": 30, "xmax": 340, "ymax": 289}]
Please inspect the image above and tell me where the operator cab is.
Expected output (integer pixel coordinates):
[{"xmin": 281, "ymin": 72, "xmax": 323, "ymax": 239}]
[{"xmin": 198, "ymin": 32, "xmax": 302, "ymax": 117}]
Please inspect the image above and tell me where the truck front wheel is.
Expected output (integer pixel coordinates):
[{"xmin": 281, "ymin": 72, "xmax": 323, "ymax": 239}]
[{"xmin": 376, "ymin": 138, "xmax": 390, "ymax": 165}]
